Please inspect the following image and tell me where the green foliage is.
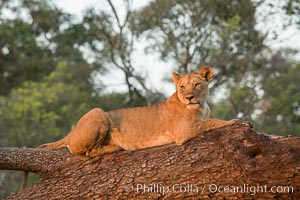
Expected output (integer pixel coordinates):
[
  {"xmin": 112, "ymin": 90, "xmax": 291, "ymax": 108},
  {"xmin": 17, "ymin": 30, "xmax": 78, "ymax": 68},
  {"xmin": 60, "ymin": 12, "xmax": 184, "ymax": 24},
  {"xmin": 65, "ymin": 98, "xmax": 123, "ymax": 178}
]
[
  {"xmin": 135, "ymin": 0, "xmax": 263, "ymax": 79},
  {"xmin": 0, "ymin": 18, "xmax": 55, "ymax": 94},
  {"xmin": 211, "ymin": 100, "xmax": 234, "ymax": 120},
  {"xmin": 98, "ymin": 92, "xmax": 145, "ymax": 111},
  {"xmin": 226, "ymin": 15, "xmax": 241, "ymax": 30},
  {"xmin": 0, "ymin": 62, "xmax": 94, "ymax": 147},
  {"xmin": 283, "ymin": 0, "xmax": 300, "ymax": 26},
  {"xmin": 259, "ymin": 64, "xmax": 300, "ymax": 135},
  {"xmin": 212, "ymin": 53, "xmax": 300, "ymax": 136},
  {"xmin": 0, "ymin": 171, "xmax": 24, "ymax": 198}
]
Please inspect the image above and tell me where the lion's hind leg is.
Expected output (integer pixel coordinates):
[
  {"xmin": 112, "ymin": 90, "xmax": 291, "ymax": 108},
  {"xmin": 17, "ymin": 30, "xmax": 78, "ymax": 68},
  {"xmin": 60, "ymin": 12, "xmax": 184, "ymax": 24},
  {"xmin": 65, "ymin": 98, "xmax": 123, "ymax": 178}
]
[
  {"xmin": 85, "ymin": 127, "xmax": 124, "ymax": 157},
  {"xmin": 67, "ymin": 108, "xmax": 111, "ymax": 155}
]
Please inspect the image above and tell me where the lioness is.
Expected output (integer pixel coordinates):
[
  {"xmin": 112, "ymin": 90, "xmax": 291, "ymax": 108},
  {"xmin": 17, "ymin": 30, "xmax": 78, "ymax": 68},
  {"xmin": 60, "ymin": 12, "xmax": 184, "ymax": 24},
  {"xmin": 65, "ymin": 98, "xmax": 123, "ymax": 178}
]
[{"xmin": 39, "ymin": 66, "xmax": 236, "ymax": 157}]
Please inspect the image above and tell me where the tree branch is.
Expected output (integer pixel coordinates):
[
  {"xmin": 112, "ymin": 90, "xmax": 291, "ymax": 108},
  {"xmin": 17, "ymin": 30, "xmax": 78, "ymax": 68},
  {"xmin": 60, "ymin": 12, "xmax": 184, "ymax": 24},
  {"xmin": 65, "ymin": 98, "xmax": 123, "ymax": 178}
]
[
  {"xmin": 106, "ymin": 0, "xmax": 121, "ymax": 28},
  {"xmin": 0, "ymin": 147, "xmax": 71, "ymax": 174},
  {"xmin": 1, "ymin": 122, "xmax": 300, "ymax": 199}
]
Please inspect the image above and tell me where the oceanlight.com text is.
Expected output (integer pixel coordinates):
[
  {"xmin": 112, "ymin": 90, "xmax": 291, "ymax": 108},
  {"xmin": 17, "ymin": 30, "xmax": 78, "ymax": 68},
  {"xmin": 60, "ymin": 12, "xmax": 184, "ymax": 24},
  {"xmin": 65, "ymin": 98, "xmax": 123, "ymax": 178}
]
[{"xmin": 125, "ymin": 183, "xmax": 294, "ymax": 196}]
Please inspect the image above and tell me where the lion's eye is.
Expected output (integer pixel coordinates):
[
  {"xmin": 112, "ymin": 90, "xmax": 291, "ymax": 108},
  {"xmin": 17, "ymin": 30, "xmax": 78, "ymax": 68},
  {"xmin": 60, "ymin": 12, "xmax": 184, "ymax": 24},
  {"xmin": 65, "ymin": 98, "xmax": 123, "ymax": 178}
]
[{"xmin": 180, "ymin": 85, "xmax": 185, "ymax": 90}]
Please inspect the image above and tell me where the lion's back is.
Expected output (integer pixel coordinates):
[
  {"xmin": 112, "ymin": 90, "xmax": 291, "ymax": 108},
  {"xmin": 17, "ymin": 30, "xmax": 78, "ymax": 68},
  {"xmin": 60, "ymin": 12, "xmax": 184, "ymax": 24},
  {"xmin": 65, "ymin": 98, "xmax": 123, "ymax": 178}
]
[{"xmin": 107, "ymin": 103, "xmax": 170, "ymax": 136}]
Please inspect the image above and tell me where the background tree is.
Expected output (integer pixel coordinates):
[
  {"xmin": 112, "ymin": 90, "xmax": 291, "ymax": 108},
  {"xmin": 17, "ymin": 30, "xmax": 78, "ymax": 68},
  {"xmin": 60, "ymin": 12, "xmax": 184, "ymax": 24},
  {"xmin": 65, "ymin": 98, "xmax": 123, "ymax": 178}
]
[
  {"xmin": 133, "ymin": 0, "xmax": 299, "ymax": 136},
  {"xmin": 134, "ymin": 0, "xmax": 264, "ymax": 83},
  {"xmin": 0, "ymin": 0, "xmax": 98, "ymax": 197},
  {"xmin": 80, "ymin": 0, "xmax": 161, "ymax": 106}
]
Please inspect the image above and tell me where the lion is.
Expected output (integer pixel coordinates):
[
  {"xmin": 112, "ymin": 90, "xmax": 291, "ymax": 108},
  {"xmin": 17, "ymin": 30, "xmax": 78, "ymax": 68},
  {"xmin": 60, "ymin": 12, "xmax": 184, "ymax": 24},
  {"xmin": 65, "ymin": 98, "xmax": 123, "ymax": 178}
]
[{"xmin": 38, "ymin": 66, "xmax": 236, "ymax": 157}]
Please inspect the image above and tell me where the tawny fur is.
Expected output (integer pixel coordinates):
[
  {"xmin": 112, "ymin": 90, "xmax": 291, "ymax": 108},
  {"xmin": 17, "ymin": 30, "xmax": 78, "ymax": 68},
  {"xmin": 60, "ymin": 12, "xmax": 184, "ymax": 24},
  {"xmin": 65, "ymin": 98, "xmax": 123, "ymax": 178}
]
[{"xmin": 39, "ymin": 67, "xmax": 237, "ymax": 157}]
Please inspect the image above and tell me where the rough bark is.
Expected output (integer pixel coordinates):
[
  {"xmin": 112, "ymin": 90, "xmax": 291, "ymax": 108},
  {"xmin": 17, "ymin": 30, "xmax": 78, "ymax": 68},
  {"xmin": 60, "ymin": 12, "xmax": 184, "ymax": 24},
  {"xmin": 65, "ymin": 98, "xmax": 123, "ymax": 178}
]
[{"xmin": 0, "ymin": 122, "xmax": 299, "ymax": 199}]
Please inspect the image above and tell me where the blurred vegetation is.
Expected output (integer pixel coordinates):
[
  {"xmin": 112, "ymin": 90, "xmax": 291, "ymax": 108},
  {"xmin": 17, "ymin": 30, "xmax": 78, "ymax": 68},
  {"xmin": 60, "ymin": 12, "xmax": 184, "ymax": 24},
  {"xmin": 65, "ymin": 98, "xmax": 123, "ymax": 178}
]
[{"xmin": 0, "ymin": 0, "xmax": 299, "ymax": 198}]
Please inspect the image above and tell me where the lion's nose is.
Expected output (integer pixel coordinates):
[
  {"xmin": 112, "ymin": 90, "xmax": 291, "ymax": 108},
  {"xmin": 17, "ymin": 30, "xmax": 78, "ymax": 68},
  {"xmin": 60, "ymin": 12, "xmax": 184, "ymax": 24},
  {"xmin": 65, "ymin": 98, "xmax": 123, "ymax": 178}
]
[{"xmin": 185, "ymin": 95, "xmax": 194, "ymax": 100}]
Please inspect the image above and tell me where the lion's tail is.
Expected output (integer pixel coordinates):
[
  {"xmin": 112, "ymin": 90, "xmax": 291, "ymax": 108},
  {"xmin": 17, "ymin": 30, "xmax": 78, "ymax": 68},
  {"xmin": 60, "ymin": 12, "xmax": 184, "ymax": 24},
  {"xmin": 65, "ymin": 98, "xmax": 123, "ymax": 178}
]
[{"xmin": 38, "ymin": 136, "xmax": 67, "ymax": 150}]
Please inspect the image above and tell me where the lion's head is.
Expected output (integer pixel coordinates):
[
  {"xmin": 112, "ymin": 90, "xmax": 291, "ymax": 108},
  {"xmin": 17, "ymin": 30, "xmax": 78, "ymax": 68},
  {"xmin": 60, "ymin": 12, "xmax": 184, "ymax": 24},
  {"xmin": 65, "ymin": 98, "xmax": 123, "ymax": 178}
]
[{"xmin": 172, "ymin": 66, "xmax": 213, "ymax": 108}]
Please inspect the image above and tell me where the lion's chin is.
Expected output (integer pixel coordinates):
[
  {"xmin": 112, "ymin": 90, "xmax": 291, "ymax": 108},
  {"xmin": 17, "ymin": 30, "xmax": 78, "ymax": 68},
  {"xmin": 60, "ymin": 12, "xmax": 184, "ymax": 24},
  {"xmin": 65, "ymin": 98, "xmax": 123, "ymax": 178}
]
[{"xmin": 186, "ymin": 104, "xmax": 200, "ymax": 110}]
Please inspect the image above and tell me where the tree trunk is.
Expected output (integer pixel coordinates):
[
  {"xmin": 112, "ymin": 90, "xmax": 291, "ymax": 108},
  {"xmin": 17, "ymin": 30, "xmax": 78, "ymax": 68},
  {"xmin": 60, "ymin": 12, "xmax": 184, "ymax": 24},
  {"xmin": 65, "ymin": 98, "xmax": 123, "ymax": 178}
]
[{"xmin": 0, "ymin": 122, "xmax": 299, "ymax": 199}]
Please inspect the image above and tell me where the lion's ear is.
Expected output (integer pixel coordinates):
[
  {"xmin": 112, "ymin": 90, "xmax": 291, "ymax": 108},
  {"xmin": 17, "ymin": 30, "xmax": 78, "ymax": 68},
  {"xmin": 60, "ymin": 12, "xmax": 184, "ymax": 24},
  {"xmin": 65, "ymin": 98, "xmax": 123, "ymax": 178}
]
[
  {"xmin": 199, "ymin": 66, "xmax": 213, "ymax": 82},
  {"xmin": 172, "ymin": 72, "xmax": 180, "ymax": 84}
]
